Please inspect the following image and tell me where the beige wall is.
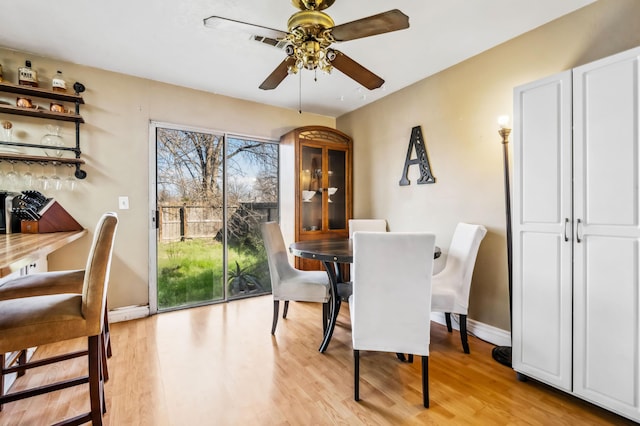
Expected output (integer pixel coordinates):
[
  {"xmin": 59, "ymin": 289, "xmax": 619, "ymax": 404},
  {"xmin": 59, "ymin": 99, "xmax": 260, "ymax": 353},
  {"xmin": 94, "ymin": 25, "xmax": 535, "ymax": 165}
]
[
  {"xmin": 0, "ymin": 48, "xmax": 334, "ymax": 310},
  {"xmin": 336, "ymin": 0, "xmax": 640, "ymax": 331},
  {"xmin": 2, "ymin": 0, "xmax": 639, "ymax": 330}
]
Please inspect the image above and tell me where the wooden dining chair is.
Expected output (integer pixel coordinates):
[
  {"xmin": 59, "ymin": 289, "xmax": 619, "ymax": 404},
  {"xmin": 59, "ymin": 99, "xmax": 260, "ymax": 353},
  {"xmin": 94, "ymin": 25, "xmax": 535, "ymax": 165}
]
[
  {"xmin": 0, "ymin": 212, "xmax": 118, "ymax": 425},
  {"xmin": 260, "ymin": 221, "xmax": 330, "ymax": 335},
  {"xmin": 350, "ymin": 231, "xmax": 436, "ymax": 408}
]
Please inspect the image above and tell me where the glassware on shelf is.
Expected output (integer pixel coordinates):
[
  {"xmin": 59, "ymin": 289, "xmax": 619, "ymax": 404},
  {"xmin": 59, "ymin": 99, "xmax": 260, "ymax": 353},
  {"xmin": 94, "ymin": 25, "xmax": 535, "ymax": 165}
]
[
  {"xmin": 22, "ymin": 162, "xmax": 34, "ymax": 189},
  {"xmin": 64, "ymin": 165, "xmax": 76, "ymax": 192},
  {"xmin": 37, "ymin": 162, "xmax": 49, "ymax": 192},
  {"xmin": 5, "ymin": 161, "xmax": 20, "ymax": 191},
  {"xmin": 2, "ymin": 121, "xmax": 12, "ymax": 142},
  {"xmin": 327, "ymin": 187, "xmax": 338, "ymax": 203},
  {"xmin": 302, "ymin": 190, "xmax": 316, "ymax": 202},
  {"xmin": 50, "ymin": 163, "xmax": 62, "ymax": 191},
  {"xmin": 41, "ymin": 125, "xmax": 65, "ymax": 158}
]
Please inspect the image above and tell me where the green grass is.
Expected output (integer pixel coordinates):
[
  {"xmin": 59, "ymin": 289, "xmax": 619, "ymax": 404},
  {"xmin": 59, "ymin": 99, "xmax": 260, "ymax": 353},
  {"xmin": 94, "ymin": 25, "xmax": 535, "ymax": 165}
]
[{"xmin": 157, "ymin": 238, "xmax": 271, "ymax": 310}]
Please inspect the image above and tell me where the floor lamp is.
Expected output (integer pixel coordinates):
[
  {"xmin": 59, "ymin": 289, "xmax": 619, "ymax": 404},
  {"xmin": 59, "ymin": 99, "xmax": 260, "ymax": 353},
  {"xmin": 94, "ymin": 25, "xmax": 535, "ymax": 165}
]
[{"xmin": 492, "ymin": 115, "xmax": 513, "ymax": 367}]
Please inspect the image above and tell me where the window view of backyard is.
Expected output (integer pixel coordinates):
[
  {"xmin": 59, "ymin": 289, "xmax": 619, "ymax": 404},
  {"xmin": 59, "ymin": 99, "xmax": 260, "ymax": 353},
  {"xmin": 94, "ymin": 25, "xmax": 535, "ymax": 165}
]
[{"xmin": 155, "ymin": 127, "xmax": 278, "ymax": 310}]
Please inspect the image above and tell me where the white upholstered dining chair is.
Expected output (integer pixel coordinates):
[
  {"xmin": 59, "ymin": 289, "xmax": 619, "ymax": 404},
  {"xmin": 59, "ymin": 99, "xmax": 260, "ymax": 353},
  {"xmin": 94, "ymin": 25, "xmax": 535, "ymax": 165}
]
[
  {"xmin": 431, "ymin": 222, "xmax": 487, "ymax": 354},
  {"xmin": 350, "ymin": 231, "xmax": 436, "ymax": 408},
  {"xmin": 348, "ymin": 219, "xmax": 387, "ymax": 238},
  {"xmin": 347, "ymin": 219, "xmax": 387, "ymax": 287},
  {"xmin": 260, "ymin": 222, "xmax": 330, "ymax": 335}
]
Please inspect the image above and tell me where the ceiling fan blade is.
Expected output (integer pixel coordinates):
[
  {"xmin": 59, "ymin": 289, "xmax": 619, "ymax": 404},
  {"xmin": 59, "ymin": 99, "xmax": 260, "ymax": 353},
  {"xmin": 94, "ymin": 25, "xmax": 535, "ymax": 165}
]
[
  {"xmin": 203, "ymin": 16, "xmax": 288, "ymax": 40},
  {"xmin": 329, "ymin": 50, "xmax": 384, "ymax": 90},
  {"xmin": 259, "ymin": 57, "xmax": 296, "ymax": 90},
  {"xmin": 330, "ymin": 9, "xmax": 409, "ymax": 42}
]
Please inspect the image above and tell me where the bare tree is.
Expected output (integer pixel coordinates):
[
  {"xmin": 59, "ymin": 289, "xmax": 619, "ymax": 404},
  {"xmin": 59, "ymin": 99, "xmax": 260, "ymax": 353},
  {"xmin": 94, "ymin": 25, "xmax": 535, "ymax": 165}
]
[
  {"xmin": 157, "ymin": 129, "xmax": 278, "ymax": 205},
  {"xmin": 157, "ymin": 129, "xmax": 223, "ymax": 202}
]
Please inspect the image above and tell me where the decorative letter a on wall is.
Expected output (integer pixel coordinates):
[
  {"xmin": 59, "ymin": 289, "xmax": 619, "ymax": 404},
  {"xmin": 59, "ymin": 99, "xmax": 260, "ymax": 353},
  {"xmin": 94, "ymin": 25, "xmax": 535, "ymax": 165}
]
[{"xmin": 399, "ymin": 126, "xmax": 436, "ymax": 186}]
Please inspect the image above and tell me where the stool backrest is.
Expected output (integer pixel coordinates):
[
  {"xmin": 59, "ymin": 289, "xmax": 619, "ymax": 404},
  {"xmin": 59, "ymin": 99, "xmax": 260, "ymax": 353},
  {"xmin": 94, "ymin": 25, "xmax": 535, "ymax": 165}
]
[{"xmin": 82, "ymin": 212, "xmax": 119, "ymax": 335}]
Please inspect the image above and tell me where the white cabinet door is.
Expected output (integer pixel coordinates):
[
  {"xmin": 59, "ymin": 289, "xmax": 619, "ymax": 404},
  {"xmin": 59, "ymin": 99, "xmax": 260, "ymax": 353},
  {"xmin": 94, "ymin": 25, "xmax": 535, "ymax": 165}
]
[
  {"xmin": 573, "ymin": 45, "xmax": 640, "ymax": 420},
  {"xmin": 512, "ymin": 70, "xmax": 573, "ymax": 391}
]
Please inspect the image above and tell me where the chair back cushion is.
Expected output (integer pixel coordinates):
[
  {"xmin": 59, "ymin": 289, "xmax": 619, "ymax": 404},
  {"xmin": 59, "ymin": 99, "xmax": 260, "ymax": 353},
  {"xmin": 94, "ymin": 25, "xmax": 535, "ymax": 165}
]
[
  {"xmin": 351, "ymin": 232, "xmax": 435, "ymax": 356},
  {"xmin": 348, "ymin": 219, "xmax": 387, "ymax": 238},
  {"xmin": 440, "ymin": 223, "xmax": 487, "ymax": 308},
  {"xmin": 451, "ymin": 223, "xmax": 486, "ymax": 286},
  {"xmin": 82, "ymin": 212, "xmax": 119, "ymax": 336},
  {"xmin": 260, "ymin": 222, "xmax": 293, "ymax": 297}
]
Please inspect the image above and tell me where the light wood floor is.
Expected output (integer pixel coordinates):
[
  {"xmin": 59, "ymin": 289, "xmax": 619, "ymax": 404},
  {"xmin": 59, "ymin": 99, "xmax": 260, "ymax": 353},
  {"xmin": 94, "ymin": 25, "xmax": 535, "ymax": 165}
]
[{"xmin": 0, "ymin": 295, "xmax": 635, "ymax": 425}]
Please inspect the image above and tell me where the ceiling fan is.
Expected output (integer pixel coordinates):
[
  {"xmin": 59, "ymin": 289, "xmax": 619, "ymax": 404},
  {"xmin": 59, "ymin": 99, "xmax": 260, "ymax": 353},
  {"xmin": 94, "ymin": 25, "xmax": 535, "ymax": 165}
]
[{"xmin": 204, "ymin": 0, "xmax": 409, "ymax": 91}]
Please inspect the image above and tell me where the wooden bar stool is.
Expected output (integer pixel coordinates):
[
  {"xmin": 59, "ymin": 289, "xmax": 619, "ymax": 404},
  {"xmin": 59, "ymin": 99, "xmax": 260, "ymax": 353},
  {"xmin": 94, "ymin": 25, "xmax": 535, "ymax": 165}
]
[
  {"xmin": 0, "ymin": 270, "xmax": 113, "ymax": 390},
  {"xmin": 0, "ymin": 212, "xmax": 118, "ymax": 425}
]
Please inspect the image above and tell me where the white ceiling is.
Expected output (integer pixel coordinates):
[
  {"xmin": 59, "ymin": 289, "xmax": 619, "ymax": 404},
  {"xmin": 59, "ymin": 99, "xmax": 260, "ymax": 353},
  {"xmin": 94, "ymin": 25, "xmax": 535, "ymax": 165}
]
[{"xmin": 0, "ymin": 0, "xmax": 595, "ymax": 118}]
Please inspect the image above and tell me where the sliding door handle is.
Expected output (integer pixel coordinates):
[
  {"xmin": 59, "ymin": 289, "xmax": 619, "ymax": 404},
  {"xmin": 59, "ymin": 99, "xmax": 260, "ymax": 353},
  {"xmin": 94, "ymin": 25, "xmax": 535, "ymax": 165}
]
[
  {"xmin": 564, "ymin": 218, "xmax": 569, "ymax": 242},
  {"xmin": 576, "ymin": 218, "xmax": 582, "ymax": 243}
]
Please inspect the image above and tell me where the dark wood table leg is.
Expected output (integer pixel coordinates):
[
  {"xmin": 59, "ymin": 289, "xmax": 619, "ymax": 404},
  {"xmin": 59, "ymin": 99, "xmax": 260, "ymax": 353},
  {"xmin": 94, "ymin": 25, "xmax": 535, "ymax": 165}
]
[{"xmin": 318, "ymin": 260, "xmax": 341, "ymax": 353}]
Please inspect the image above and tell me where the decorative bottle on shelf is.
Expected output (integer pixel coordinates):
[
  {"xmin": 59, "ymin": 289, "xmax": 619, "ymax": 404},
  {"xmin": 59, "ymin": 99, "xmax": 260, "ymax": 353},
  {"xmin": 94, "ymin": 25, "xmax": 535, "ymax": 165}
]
[
  {"xmin": 52, "ymin": 70, "xmax": 67, "ymax": 92},
  {"xmin": 18, "ymin": 60, "xmax": 38, "ymax": 87}
]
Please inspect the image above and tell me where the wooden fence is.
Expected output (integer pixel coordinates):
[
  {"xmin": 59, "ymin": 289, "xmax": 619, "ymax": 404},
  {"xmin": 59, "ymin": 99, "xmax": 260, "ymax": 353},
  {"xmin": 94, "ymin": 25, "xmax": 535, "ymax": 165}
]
[{"xmin": 158, "ymin": 202, "xmax": 278, "ymax": 242}]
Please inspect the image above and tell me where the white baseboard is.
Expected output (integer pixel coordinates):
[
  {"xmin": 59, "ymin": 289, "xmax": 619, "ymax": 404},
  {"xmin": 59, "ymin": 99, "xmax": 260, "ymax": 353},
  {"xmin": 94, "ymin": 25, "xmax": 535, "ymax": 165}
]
[
  {"xmin": 431, "ymin": 312, "xmax": 511, "ymax": 347},
  {"xmin": 108, "ymin": 305, "xmax": 150, "ymax": 323},
  {"xmin": 104, "ymin": 305, "xmax": 510, "ymax": 346}
]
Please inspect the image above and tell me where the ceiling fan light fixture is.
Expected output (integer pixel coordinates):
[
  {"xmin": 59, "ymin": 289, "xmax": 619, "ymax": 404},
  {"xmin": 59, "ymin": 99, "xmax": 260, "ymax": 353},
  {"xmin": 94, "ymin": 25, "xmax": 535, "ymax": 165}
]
[
  {"xmin": 285, "ymin": 41, "xmax": 334, "ymax": 73},
  {"xmin": 207, "ymin": 3, "xmax": 409, "ymax": 91}
]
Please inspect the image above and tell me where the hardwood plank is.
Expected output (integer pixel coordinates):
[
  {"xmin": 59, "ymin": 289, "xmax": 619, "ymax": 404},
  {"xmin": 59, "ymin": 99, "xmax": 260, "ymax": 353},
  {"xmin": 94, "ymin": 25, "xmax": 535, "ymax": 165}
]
[{"xmin": 0, "ymin": 295, "xmax": 634, "ymax": 425}]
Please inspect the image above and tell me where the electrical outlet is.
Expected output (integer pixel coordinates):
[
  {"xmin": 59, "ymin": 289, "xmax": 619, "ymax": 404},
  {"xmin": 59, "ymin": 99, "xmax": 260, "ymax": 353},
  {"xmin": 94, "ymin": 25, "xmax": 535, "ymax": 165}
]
[{"xmin": 118, "ymin": 196, "xmax": 129, "ymax": 210}]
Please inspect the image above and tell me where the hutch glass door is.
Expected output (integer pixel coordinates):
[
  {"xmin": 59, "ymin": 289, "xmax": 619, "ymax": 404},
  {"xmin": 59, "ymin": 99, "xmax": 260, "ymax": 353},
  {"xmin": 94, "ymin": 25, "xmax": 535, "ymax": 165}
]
[
  {"xmin": 327, "ymin": 148, "xmax": 346, "ymax": 230},
  {"xmin": 300, "ymin": 145, "xmax": 322, "ymax": 232}
]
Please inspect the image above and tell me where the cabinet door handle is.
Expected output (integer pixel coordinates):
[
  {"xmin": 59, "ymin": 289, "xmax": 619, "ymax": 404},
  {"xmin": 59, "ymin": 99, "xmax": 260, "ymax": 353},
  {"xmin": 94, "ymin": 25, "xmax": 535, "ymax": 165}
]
[
  {"xmin": 576, "ymin": 218, "xmax": 583, "ymax": 243},
  {"xmin": 564, "ymin": 218, "xmax": 570, "ymax": 242}
]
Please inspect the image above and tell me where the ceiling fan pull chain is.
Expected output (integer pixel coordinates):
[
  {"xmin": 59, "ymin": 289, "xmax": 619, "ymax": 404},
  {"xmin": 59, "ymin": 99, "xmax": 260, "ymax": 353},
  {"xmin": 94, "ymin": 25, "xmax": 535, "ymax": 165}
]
[{"xmin": 298, "ymin": 71, "xmax": 302, "ymax": 114}]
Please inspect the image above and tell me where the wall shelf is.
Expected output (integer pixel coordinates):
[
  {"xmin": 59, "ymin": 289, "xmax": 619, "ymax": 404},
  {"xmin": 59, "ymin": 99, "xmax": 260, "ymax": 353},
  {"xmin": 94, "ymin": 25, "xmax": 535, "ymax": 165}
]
[
  {"xmin": 0, "ymin": 103, "xmax": 83, "ymax": 123},
  {"xmin": 0, "ymin": 81, "xmax": 87, "ymax": 179},
  {"xmin": 0, "ymin": 152, "xmax": 84, "ymax": 165},
  {"xmin": 0, "ymin": 82, "xmax": 84, "ymax": 103}
]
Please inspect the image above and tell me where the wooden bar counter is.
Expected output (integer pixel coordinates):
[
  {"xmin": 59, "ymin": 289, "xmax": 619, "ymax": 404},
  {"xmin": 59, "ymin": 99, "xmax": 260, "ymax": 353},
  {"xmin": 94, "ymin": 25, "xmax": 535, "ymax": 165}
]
[{"xmin": 0, "ymin": 230, "xmax": 87, "ymax": 279}]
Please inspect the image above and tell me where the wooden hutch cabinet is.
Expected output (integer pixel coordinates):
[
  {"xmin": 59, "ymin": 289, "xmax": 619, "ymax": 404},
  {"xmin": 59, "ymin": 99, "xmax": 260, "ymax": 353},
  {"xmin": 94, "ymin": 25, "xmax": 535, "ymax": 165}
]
[{"xmin": 279, "ymin": 125, "xmax": 352, "ymax": 271}]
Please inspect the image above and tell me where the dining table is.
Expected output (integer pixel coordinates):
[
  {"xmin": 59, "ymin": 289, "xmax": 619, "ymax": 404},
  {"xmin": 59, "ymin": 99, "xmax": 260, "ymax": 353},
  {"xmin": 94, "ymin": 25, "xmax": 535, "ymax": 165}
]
[{"xmin": 289, "ymin": 238, "xmax": 441, "ymax": 353}]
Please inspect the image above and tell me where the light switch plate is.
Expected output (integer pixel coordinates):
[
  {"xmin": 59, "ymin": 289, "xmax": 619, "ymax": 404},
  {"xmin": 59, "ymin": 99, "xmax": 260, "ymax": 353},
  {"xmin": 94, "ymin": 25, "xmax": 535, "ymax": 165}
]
[{"xmin": 118, "ymin": 196, "xmax": 129, "ymax": 210}]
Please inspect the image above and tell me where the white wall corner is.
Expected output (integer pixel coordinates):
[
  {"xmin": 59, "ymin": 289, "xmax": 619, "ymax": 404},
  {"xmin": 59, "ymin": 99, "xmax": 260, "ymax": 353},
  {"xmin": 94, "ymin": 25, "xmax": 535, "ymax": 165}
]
[
  {"xmin": 431, "ymin": 312, "xmax": 511, "ymax": 347},
  {"xmin": 108, "ymin": 305, "xmax": 150, "ymax": 323}
]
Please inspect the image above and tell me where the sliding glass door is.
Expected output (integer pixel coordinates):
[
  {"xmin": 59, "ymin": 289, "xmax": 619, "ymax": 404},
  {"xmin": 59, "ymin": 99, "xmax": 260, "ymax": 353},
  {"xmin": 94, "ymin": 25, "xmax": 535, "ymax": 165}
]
[
  {"xmin": 224, "ymin": 135, "xmax": 278, "ymax": 301},
  {"xmin": 150, "ymin": 123, "xmax": 278, "ymax": 312}
]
